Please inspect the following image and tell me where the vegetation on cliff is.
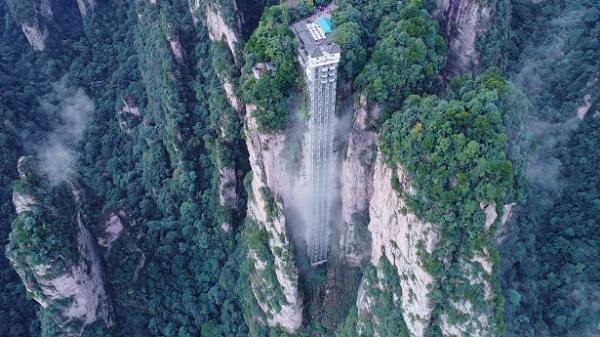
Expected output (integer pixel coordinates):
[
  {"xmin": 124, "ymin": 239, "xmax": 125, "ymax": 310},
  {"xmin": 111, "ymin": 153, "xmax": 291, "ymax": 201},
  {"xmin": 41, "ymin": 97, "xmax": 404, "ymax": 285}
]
[
  {"xmin": 0, "ymin": 0, "xmax": 598, "ymax": 336},
  {"xmin": 241, "ymin": 5, "xmax": 299, "ymax": 132},
  {"xmin": 356, "ymin": 1, "xmax": 447, "ymax": 113},
  {"xmin": 380, "ymin": 70, "xmax": 526, "ymax": 334}
]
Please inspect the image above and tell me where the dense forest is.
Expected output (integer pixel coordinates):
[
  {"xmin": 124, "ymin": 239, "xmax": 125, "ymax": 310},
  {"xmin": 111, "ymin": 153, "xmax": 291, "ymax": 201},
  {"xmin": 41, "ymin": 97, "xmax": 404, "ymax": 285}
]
[{"xmin": 0, "ymin": 0, "xmax": 598, "ymax": 336}]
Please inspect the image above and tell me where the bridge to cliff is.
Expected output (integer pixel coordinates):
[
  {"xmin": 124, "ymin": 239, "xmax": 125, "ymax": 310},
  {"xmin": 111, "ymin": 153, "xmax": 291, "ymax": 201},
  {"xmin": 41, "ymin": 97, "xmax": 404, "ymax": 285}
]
[{"xmin": 291, "ymin": 13, "xmax": 340, "ymax": 267}]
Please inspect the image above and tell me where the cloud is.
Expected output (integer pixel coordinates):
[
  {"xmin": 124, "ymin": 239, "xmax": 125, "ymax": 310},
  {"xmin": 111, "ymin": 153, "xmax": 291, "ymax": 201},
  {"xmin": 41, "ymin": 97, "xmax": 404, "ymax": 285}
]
[{"xmin": 36, "ymin": 77, "xmax": 95, "ymax": 185}]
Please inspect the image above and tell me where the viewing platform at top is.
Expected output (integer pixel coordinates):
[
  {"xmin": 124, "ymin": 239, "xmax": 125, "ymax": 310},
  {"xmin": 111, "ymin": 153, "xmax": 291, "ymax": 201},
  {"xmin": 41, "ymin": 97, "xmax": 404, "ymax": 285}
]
[{"xmin": 291, "ymin": 14, "xmax": 341, "ymax": 80}]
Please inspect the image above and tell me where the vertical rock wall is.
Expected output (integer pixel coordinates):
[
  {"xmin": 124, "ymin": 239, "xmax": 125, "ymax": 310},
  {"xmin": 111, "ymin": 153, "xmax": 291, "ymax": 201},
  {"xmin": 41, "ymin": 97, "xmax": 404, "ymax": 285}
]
[
  {"xmin": 339, "ymin": 94, "xmax": 377, "ymax": 266},
  {"xmin": 360, "ymin": 152, "xmax": 515, "ymax": 337},
  {"xmin": 8, "ymin": 159, "xmax": 112, "ymax": 336},
  {"xmin": 367, "ymin": 153, "xmax": 438, "ymax": 337},
  {"xmin": 244, "ymin": 108, "xmax": 302, "ymax": 332},
  {"xmin": 435, "ymin": 0, "xmax": 500, "ymax": 76}
]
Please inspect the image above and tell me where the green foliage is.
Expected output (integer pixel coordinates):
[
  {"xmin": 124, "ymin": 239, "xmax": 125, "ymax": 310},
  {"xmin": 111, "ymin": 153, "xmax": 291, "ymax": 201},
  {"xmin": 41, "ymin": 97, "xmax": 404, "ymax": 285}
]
[
  {"xmin": 501, "ymin": 114, "xmax": 600, "ymax": 336},
  {"xmin": 1, "ymin": 0, "xmax": 251, "ymax": 335},
  {"xmin": 336, "ymin": 257, "xmax": 409, "ymax": 337},
  {"xmin": 500, "ymin": 1, "xmax": 600, "ymax": 336},
  {"xmin": 331, "ymin": 1, "xmax": 367, "ymax": 84},
  {"xmin": 381, "ymin": 71, "xmax": 524, "ymax": 212},
  {"xmin": 381, "ymin": 70, "xmax": 526, "ymax": 332},
  {"xmin": 356, "ymin": 0, "xmax": 446, "ymax": 114},
  {"xmin": 476, "ymin": 0, "xmax": 511, "ymax": 69},
  {"xmin": 241, "ymin": 5, "xmax": 299, "ymax": 132}
]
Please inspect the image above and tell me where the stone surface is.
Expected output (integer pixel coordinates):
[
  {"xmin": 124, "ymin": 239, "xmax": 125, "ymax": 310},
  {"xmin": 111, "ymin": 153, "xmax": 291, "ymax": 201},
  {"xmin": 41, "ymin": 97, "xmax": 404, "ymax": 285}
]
[
  {"xmin": 21, "ymin": 23, "xmax": 47, "ymax": 51},
  {"xmin": 244, "ymin": 108, "xmax": 302, "ymax": 332},
  {"xmin": 218, "ymin": 166, "xmax": 237, "ymax": 208},
  {"xmin": 339, "ymin": 94, "xmax": 377, "ymax": 266},
  {"xmin": 368, "ymin": 153, "xmax": 437, "ymax": 337},
  {"xmin": 205, "ymin": 6, "xmax": 238, "ymax": 55},
  {"xmin": 76, "ymin": 0, "xmax": 96, "ymax": 17},
  {"xmin": 438, "ymin": 0, "xmax": 493, "ymax": 75}
]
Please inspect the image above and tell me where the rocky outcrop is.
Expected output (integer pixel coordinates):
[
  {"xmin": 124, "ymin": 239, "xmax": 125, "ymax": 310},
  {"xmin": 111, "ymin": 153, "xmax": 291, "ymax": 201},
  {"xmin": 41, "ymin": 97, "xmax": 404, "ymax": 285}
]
[
  {"xmin": 8, "ymin": 157, "xmax": 113, "ymax": 335},
  {"xmin": 97, "ymin": 212, "xmax": 125, "ymax": 249},
  {"xmin": 438, "ymin": 202, "xmax": 515, "ymax": 337},
  {"xmin": 368, "ymin": 153, "xmax": 437, "ymax": 337},
  {"xmin": 8, "ymin": 159, "xmax": 112, "ymax": 336},
  {"xmin": 21, "ymin": 22, "xmax": 47, "ymax": 51},
  {"xmin": 219, "ymin": 166, "xmax": 237, "ymax": 208},
  {"xmin": 76, "ymin": 0, "xmax": 96, "ymax": 17},
  {"xmin": 339, "ymin": 94, "xmax": 377, "ymax": 266},
  {"xmin": 205, "ymin": 6, "xmax": 239, "ymax": 56},
  {"xmin": 244, "ymin": 107, "xmax": 302, "ymax": 332},
  {"xmin": 13, "ymin": 191, "xmax": 36, "ymax": 214},
  {"xmin": 577, "ymin": 94, "xmax": 593, "ymax": 119},
  {"xmin": 188, "ymin": 1, "xmax": 239, "ymax": 55},
  {"xmin": 363, "ymin": 151, "xmax": 516, "ymax": 336},
  {"xmin": 167, "ymin": 33, "xmax": 185, "ymax": 64},
  {"xmin": 223, "ymin": 78, "xmax": 242, "ymax": 113},
  {"xmin": 437, "ymin": 0, "xmax": 494, "ymax": 75}
]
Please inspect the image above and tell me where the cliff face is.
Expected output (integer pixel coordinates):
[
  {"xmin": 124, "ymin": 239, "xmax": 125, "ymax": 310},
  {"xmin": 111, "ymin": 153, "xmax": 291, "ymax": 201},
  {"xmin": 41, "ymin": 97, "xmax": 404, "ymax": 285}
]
[
  {"xmin": 438, "ymin": 0, "xmax": 492, "ymax": 75},
  {"xmin": 367, "ymin": 153, "xmax": 438, "ymax": 336},
  {"xmin": 8, "ymin": 158, "xmax": 112, "ymax": 336},
  {"xmin": 21, "ymin": 22, "xmax": 47, "ymax": 51},
  {"xmin": 359, "ymin": 152, "xmax": 514, "ymax": 337},
  {"xmin": 244, "ymin": 107, "xmax": 302, "ymax": 332},
  {"xmin": 8, "ymin": 0, "xmax": 51, "ymax": 51},
  {"xmin": 339, "ymin": 94, "xmax": 377, "ymax": 266},
  {"xmin": 76, "ymin": 0, "xmax": 96, "ymax": 17},
  {"xmin": 189, "ymin": 1, "xmax": 240, "ymax": 56},
  {"xmin": 435, "ymin": 0, "xmax": 509, "ymax": 76}
]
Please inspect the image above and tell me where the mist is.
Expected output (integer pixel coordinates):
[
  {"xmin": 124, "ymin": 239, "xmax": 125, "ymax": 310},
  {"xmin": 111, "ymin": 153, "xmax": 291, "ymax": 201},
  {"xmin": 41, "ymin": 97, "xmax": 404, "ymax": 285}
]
[
  {"xmin": 273, "ymin": 94, "xmax": 354, "ymax": 268},
  {"xmin": 509, "ymin": 9, "xmax": 593, "ymax": 198},
  {"xmin": 36, "ymin": 77, "xmax": 95, "ymax": 186},
  {"xmin": 502, "ymin": 3, "xmax": 600, "ymax": 337}
]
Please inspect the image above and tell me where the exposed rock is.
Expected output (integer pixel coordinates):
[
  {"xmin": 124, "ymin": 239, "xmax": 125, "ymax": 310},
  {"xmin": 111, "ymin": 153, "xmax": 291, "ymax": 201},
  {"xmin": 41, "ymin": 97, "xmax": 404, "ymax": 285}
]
[
  {"xmin": 218, "ymin": 166, "xmax": 237, "ymax": 208},
  {"xmin": 121, "ymin": 97, "xmax": 141, "ymax": 117},
  {"xmin": 244, "ymin": 107, "xmax": 302, "ymax": 332},
  {"xmin": 223, "ymin": 78, "xmax": 242, "ymax": 113},
  {"xmin": 167, "ymin": 34, "xmax": 185, "ymax": 64},
  {"xmin": 76, "ymin": 0, "xmax": 96, "ymax": 17},
  {"xmin": 339, "ymin": 94, "xmax": 377, "ymax": 266},
  {"xmin": 11, "ymin": 212, "xmax": 113, "ymax": 336},
  {"xmin": 9, "ymin": 158, "xmax": 113, "ymax": 335},
  {"xmin": 438, "ymin": 0, "xmax": 493, "ymax": 75},
  {"xmin": 577, "ymin": 94, "xmax": 593, "ymax": 119},
  {"xmin": 480, "ymin": 202, "xmax": 497, "ymax": 230},
  {"xmin": 205, "ymin": 6, "xmax": 238, "ymax": 56},
  {"xmin": 439, "ymin": 202, "xmax": 517, "ymax": 337},
  {"xmin": 21, "ymin": 23, "xmax": 47, "ymax": 51},
  {"xmin": 368, "ymin": 152, "xmax": 437, "ymax": 337}
]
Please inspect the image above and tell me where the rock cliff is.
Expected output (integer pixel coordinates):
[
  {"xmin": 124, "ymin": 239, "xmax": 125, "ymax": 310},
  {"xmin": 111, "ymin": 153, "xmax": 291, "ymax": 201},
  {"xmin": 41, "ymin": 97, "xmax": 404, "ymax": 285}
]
[
  {"xmin": 435, "ymin": 0, "xmax": 509, "ymax": 75},
  {"xmin": 8, "ymin": 0, "xmax": 50, "ymax": 51},
  {"xmin": 339, "ymin": 94, "xmax": 377, "ymax": 266},
  {"xmin": 367, "ymin": 153, "xmax": 437, "ymax": 337},
  {"xmin": 76, "ymin": 0, "xmax": 96, "ymax": 17},
  {"xmin": 357, "ymin": 152, "xmax": 515, "ymax": 336},
  {"xmin": 244, "ymin": 107, "xmax": 302, "ymax": 332},
  {"xmin": 189, "ymin": 1, "xmax": 240, "ymax": 56},
  {"xmin": 7, "ymin": 157, "xmax": 112, "ymax": 336},
  {"xmin": 21, "ymin": 22, "xmax": 47, "ymax": 51}
]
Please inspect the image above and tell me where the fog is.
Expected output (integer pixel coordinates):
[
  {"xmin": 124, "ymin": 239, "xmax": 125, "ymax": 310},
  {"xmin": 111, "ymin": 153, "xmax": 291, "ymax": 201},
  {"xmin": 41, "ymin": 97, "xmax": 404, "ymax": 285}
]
[
  {"xmin": 275, "ymin": 94, "xmax": 354, "ymax": 267},
  {"xmin": 36, "ymin": 77, "xmax": 95, "ymax": 186}
]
